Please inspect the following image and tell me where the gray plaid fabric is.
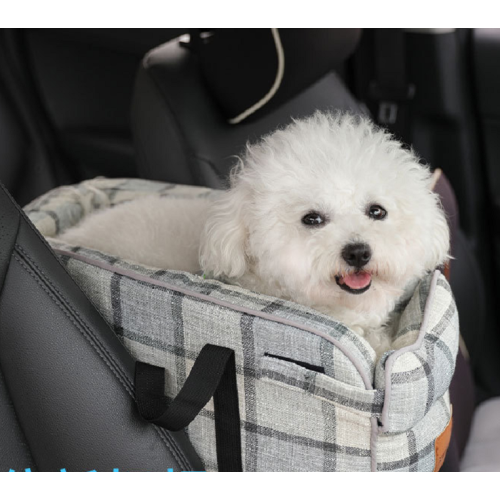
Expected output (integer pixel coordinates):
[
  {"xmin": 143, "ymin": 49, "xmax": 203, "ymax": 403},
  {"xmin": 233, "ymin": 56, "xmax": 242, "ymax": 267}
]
[{"xmin": 25, "ymin": 178, "xmax": 459, "ymax": 472}]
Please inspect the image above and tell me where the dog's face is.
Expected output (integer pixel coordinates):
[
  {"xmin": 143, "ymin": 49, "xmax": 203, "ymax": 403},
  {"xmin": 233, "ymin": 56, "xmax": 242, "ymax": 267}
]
[{"xmin": 200, "ymin": 113, "xmax": 449, "ymax": 322}]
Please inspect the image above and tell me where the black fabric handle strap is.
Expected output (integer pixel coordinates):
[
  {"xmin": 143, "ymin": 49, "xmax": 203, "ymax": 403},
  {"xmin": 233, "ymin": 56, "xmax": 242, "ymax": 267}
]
[{"xmin": 135, "ymin": 344, "xmax": 243, "ymax": 472}]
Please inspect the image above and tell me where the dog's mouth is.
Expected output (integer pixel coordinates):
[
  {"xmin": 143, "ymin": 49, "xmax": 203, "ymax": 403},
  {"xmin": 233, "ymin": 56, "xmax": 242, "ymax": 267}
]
[{"xmin": 335, "ymin": 271, "xmax": 372, "ymax": 294}]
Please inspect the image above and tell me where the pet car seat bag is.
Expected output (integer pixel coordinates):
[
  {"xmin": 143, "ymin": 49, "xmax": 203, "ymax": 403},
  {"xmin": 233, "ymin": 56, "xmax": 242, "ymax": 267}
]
[{"xmin": 25, "ymin": 178, "xmax": 460, "ymax": 472}]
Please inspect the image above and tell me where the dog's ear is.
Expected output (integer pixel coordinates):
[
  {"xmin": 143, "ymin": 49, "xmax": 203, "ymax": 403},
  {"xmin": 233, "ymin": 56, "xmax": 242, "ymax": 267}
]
[{"xmin": 199, "ymin": 182, "xmax": 250, "ymax": 279}]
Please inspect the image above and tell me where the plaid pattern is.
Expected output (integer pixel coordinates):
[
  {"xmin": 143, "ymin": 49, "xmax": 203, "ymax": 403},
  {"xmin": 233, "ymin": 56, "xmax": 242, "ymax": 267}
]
[{"xmin": 25, "ymin": 178, "xmax": 459, "ymax": 472}]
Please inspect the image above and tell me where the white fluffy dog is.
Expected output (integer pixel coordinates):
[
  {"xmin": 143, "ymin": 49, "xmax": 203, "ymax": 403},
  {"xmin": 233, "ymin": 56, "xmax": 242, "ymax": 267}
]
[{"xmin": 60, "ymin": 112, "xmax": 449, "ymax": 359}]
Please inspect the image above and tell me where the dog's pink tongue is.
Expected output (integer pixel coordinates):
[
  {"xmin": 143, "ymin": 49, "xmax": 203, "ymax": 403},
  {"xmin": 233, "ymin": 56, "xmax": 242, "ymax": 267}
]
[{"xmin": 343, "ymin": 271, "xmax": 371, "ymax": 289}]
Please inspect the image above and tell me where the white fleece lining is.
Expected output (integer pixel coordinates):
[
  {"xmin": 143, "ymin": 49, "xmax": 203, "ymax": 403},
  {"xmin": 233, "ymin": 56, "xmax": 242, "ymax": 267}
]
[{"xmin": 228, "ymin": 28, "xmax": 285, "ymax": 125}]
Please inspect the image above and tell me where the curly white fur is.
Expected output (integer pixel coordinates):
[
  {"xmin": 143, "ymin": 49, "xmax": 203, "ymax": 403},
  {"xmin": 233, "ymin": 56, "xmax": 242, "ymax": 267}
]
[{"xmin": 60, "ymin": 112, "xmax": 450, "ymax": 360}]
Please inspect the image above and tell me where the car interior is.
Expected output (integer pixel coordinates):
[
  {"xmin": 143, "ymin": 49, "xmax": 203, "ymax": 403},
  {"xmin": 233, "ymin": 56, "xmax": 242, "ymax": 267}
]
[{"xmin": 1, "ymin": 27, "xmax": 499, "ymax": 471}]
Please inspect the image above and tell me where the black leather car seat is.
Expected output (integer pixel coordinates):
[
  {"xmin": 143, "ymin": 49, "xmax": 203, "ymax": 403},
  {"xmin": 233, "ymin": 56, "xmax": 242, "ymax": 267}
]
[
  {"xmin": 0, "ymin": 31, "xmax": 75, "ymax": 206},
  {"xmin": 0, "ymin": 182, "xmax": 204, "ymax": 471},
  {"xmin": 131, "ymin": 29, "xmax": 363, "ymax": 187}
]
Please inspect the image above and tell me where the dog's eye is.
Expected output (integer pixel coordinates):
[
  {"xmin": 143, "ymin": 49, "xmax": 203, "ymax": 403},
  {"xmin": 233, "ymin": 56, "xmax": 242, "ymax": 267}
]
[
  {"xmin": 302, "ymin": 212, "xmax": 326, "ymax": 227},
  {"xmin": 367, "ymin": 205, "xmax": 387, "ymax": 221}
]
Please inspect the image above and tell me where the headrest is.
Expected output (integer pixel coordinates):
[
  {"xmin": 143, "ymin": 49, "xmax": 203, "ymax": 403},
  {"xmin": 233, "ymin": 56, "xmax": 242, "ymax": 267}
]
[{"xmin": 189, "ymin": 28, "xmax": 361, "ymax": 124}]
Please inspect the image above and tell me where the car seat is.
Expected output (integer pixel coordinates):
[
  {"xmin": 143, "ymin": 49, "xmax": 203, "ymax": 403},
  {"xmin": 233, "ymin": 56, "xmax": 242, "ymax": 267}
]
[
  {"xmin": 131, "ymin": 29, "xmax": 363, "ymax": 187},
  {"xmin": 0, "ymin": 182, "xmax": 204, "ymax": 471}
]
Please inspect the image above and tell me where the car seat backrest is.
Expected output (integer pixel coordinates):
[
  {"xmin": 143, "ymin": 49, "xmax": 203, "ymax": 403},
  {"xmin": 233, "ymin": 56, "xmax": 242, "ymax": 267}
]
[
  {"xmin": 192, "ymin": 28, "xmax": 361, "ymax": 123},
  {"xmin": 131, "ymin": 28, "xmax": 364, "ymax": 188},
  {"xmin": 0, "ymin": 30, "xmax": 73, "ymax": 205}
]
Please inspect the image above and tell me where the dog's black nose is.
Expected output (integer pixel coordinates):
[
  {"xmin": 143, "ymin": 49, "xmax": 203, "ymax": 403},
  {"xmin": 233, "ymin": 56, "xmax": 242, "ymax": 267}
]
[{"xmin": 342, "ymin": 243, "xmax": 372, "ymax": 268}]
